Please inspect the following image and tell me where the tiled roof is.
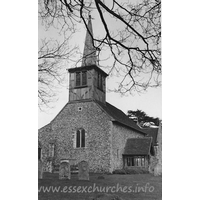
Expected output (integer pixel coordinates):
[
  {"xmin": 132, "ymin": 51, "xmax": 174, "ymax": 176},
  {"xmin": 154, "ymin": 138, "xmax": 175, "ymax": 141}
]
[
  {"xmin": 96, "ymin": 101, "xmax": 147, "ymax": 135},
  {"xmin": 68, "ymin": 64, "xmax": 108, "ymax": 77},
  {"xmin": 123, "ymin": 138, "xmax": 152, "ymax": 155},
  {"xmin": 144, "ymin": 128, "xmax": 159, "ymax": 146}
]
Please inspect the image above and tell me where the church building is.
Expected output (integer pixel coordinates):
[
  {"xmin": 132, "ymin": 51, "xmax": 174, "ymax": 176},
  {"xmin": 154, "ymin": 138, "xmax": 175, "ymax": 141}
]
[{"xmin": 38, "ymin": 15, "xmax": 159, "ymax": 173}]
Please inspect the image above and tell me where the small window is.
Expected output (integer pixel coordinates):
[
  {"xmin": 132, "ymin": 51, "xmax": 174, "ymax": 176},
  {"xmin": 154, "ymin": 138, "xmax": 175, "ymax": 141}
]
[
  {"xmin": 76, "ymin": 72, "xmax": 81, "ymax": 87},
  {"xmin": 81, "ymin": 130, "xmax": 85, "ymax": 147},
  {"xmin": 75, "ymin": 71, "xmax": 87, "ymax": 87},
  {"xmin": 77, "ymin": 130, "xmax": 80, "ymax": 147},
  {"xmin": 82, "ymin": 71, "xmax": 87, "ymax": 85},
  {"xmin": 76, "ymin": 129, "xmax": 85, "ymax": 148},
  {"xmin": 38, "ymin": 147, "xmax": 42, "ymax": 160},
  {"xmin": 97, "ymin": 72, "xmax": 103, "ymax": 90},
  {"xmin": 138, "ymin": 157, "xmax": 141, "ymax": 166},
  {"xmin": 141, "ymin": 157, "xmax": 145, "ymax": 166},
  {"xmin": 131, "ymin": 157, "xmax": 134, "ymax": 165},
  {"xmin": 127, "ymin": 157, "xmax": 131, "ymax": 166},
  {"xmin": 126, "ymin": 156, "xmax": 146, "ymax": 167}
]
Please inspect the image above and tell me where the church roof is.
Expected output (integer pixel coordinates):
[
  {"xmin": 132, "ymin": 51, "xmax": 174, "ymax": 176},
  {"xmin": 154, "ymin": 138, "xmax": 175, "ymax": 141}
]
[
  {"xmin": 123, "ymin": 138, "xmax": 152, "ymax": 155},
  {"xmin": 143, "ymin": 128, "xmax": 159, "ymax": 146},
  {"xmin": 96, "ymin": 101, "xmax": 147, "ymax": 135},
  {"xmin": 68, "ymin": 64, "xmax": 108, "ymax": 77}
]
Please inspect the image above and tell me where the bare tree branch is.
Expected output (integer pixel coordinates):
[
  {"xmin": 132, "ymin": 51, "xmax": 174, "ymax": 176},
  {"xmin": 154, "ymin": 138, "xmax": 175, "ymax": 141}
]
[
  {"xmin": 39, "ymin": 0, "xmax": 161, "ymax": 96},
  {"xmin": 38, "ymin": 36, "xmax": 78, "ymax": 109}
]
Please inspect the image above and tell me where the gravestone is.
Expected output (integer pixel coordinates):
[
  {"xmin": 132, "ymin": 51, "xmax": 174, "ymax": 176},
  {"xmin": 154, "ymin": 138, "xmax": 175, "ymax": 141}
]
[
  {"xmin": 59, "ymin": 160, "xmax": 71, "ymax": 180},
  {"xmin": 78, "ymin": 160, "xmax": 89, "ymax": 180},
  {"xmin": 38, "ymin": 160, "xmax": 43, "ymax": 179}
]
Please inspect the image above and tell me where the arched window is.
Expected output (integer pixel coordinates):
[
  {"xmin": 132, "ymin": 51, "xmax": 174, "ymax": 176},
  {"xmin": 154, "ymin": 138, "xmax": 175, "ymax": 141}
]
[{"xmin": 76, "ymin": 129, "xmax": 85, "ymax": 148}]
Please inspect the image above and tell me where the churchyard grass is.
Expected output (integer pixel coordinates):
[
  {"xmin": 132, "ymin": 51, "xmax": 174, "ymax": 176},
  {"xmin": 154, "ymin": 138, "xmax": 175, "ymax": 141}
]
[{"xmin": 38, "ymin": 173, "xmax": 162, "ymax": 200}]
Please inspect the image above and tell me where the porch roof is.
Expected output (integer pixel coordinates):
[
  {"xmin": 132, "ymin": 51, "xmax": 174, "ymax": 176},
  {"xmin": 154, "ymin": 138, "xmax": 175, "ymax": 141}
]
[{"xmin": 123, "ymin": 138, "xmax": 152, "ymax": 155}]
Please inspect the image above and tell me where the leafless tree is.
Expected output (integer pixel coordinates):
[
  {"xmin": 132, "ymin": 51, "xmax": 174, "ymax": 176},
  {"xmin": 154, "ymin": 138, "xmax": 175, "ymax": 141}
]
[
  {"xmin": 39, "ymin": 0, "xmax": 161, "ymax": 95},
  {"xmin": 38, "ymin": 37, "xmax": 77, "ymax": 109}
]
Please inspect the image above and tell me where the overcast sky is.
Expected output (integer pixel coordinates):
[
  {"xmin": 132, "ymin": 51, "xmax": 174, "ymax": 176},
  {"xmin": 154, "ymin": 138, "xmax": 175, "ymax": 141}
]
[{"xmin": 38, "ymin": 7, "xmax": 162, "ymax": 129}]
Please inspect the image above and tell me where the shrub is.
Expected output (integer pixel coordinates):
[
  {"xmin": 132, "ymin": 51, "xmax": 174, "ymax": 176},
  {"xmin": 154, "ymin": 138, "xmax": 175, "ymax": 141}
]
[
  {"xmin": 125, "ymin": 168, "xmax": 149, "ymax": 174},
  {"xmin": 113, "ymin": 168, "xmax": 149, "ymax": 175},
  {"xmin": 112, "ymin": 169, "xmax": 126, "ymax": 174}
]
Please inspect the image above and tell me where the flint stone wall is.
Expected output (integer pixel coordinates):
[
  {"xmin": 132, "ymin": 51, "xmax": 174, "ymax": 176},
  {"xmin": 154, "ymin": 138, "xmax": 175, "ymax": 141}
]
[
  {"xmin": 38, "ymin": 101, "xmax": 112, "ymax": 173},
  {"xmin": 39, "ymin": 100, "xmax": 145, "ymax": 173}
]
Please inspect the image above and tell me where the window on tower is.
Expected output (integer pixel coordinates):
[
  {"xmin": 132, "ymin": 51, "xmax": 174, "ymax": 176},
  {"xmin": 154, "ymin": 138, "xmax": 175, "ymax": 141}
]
[
  {"xmin": 75, "ymin": 71, "xmax": 87, "ymax": 87},
  {"xmin": 82, "ymin": 71, "xmax": 87, "ymax": 85},
  {"xmin": 75, "ymin": 72, "xmax": 81, "ymax": 86},
  {"xmin": 97, "ymin": 72, "xmax": 103, "ymax": 90}
]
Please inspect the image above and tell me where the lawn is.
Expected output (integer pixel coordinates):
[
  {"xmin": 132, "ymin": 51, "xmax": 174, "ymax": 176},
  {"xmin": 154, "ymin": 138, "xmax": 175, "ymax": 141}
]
[{"xmin": 38, "ymin": 173, "xmax": 162, "ymax": 200}]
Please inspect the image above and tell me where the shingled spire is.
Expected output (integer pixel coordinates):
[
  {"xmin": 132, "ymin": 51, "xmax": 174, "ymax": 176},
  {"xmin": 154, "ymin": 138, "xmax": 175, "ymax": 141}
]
[{"xmin": 82, "ymin": 15, "xmax": 97, "ymax": 66}]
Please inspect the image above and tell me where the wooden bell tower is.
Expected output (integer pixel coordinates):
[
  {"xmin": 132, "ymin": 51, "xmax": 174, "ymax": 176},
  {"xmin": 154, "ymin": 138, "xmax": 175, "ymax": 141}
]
[{"xmin": 68, "ymin": 15, "xmax": 108, "ymax": 103}]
